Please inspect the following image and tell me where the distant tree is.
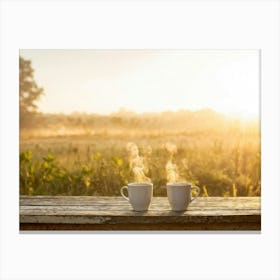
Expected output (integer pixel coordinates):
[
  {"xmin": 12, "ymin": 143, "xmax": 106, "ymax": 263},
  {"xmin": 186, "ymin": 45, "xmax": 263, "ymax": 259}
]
[{"xmin": 19, "ymin": 56, "xmax": 44, "ymax": 127}]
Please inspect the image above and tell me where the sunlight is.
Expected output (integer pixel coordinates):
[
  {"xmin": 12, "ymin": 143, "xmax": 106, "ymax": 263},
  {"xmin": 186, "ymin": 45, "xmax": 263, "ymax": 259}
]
[{"xmin": 20, "ymin": 49, "xmax": 259, "ymax": 118}]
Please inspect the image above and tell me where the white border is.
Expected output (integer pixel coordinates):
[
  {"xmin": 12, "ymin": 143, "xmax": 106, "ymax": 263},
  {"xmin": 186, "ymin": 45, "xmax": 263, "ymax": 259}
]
[{"xmin": 1, "ymin": 1, "xmax": 279, "ymax": 280}]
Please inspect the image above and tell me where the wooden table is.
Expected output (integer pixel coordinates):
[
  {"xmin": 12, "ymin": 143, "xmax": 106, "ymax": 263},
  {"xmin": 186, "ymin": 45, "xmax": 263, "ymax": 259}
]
[{"xmin": 20, "ymin": 196, "xmax": 261, "ymax": 231}]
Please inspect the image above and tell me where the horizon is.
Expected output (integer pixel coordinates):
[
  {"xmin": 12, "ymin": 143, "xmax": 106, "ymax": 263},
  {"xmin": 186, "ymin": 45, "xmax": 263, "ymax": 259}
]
[
  {"xmin": 20, "ymin": 49, "xmax": 260, "ymax": 119},
  {"xmin": 35, "ymin": 107, "xmax": 259, "ymax": 123}
]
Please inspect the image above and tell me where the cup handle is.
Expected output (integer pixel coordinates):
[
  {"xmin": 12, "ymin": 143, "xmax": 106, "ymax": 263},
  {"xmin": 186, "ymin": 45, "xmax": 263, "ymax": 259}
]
[
  {"xmin": 191, "ymin": 186, "xmax": 200, "ymax": 201},
  {"xmin": 120, "ymin": 186, "xmax": 129, "ymax": 201}
]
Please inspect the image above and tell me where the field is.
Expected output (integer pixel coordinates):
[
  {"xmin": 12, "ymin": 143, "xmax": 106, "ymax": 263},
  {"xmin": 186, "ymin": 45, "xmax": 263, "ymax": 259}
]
[{"xmin": 20, "ymin": 110, "xmax": 261, "ymax": 197}]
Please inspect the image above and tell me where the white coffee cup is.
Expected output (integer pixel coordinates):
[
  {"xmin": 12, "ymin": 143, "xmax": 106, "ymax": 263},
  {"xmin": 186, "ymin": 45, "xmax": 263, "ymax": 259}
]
[
  {"xmin": 167, "ymin": 182, "xmax": 200, "ymax": 211},
  {"xmin": 121, "ymin": 182, "xmax": 153, "ymax": 211}
]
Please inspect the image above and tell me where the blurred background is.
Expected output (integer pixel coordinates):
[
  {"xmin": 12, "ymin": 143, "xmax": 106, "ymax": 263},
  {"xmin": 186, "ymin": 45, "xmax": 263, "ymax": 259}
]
[{"xmin": 19, "ymin": 50, "xmax": 260, "ymax": 197}]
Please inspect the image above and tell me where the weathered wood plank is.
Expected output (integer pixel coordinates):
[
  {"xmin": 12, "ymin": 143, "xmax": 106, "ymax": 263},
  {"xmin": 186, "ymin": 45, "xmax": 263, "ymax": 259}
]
[
  {"xmin": 20, "ymin": 204, "xmax": 260, "ymax": 211},
  {"xmin": 20, "ymin": 208, "xmax": 260, "ymax": 217},
  {"xmin": 20, "ymin": 195, "xmax": 260, "ymax": 201},
  {"xmin": 19, "ymin": 196, "xmax": 261, "ymax": 230},
  {"xmin": 20, "ymin": 214, "xmax": 260, "ymax": 227},
  {"xmin": 20, "ymin": 196, "xmax": 260, "ymax": 207}
]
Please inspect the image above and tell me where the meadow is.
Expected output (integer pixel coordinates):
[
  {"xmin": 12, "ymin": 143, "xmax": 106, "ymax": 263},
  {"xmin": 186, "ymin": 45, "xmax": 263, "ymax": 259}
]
[{"xmin": 20, "ymin": 109, "xmax": 261, "ymax": 197}]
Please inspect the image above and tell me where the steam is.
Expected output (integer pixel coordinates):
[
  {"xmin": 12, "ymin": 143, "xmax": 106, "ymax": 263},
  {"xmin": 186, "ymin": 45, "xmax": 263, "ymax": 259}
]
[
  {"xmin": 164, "ymin": 142, "xmax": 180, "ymax": 182},
  {"xmin": 126, "ymin": 142, "xmax": 151, "ymax": 182}
]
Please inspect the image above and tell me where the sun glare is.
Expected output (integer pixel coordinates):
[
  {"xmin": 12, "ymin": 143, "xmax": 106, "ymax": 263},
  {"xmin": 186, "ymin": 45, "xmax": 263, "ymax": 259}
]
[{"xmin": 20, "ymin": 49, "xmax": 259, "ymax": 118}]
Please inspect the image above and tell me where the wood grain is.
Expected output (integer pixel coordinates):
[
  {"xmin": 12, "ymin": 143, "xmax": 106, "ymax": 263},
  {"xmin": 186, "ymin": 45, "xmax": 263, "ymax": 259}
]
[{"xmin": 19, "ymin": 196, "xmax": 261, "ymax": 231}]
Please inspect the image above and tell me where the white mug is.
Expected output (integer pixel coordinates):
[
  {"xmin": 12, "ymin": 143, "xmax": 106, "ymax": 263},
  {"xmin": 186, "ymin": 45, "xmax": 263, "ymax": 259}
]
[
  {"xmin": 167, "ymin": 182, "xmax": 200, "ymax": 211},
  {"xmin": 121, "ymin": 182, "xmax": 153, "ymax": 211}
]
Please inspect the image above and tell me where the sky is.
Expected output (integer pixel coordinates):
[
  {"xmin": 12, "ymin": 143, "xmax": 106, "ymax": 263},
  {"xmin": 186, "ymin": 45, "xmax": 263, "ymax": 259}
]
[{"xmin": 20, "ymin": 49, "xmax": 260, "ymax": 119}]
